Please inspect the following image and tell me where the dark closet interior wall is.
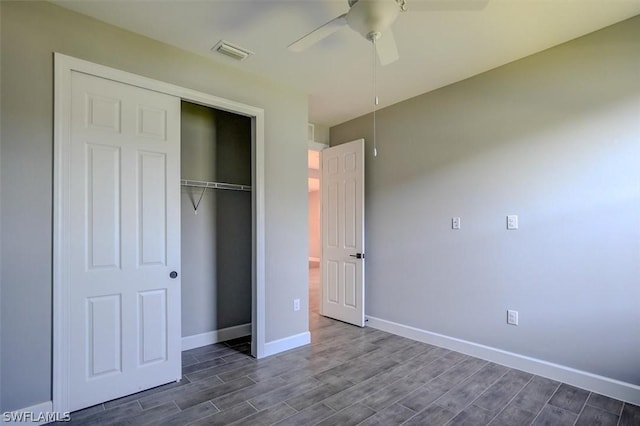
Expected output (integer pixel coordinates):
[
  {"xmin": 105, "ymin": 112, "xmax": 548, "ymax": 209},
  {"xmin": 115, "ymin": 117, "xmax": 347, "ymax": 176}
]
[{"xmin": 180, "ymin": 101, "xmax": 252, "ymax": 337}]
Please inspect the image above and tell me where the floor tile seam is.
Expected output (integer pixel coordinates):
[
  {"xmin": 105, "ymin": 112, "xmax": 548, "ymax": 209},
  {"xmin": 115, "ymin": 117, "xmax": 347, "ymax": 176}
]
[
  {"xmin": 549, "ymin": 385, "xmax": 590, "ymax": 415},
  {"xmin": 615, "ymin": 403, "xmax": 626, "ymax": 426},
  {"xmin": 185, "ymin": 363, "xmax": 249, "ymax": 383},
  {"xmin": 432, "ymin": 366, "xmax": 506, "ymax": 416},
  {"xmin": 571, "ymin": 393, "xmax": 592, "ymax": 426},
  {"xmin": 269, "ymin": 401, "xmax": 300, "ymax": 426},
  {"xmin": 460, "ymin": 367, "xmax": 524, "ymax": 419},
  {"xmin": 397, "ymin": 397, "xmax": 418, "ymax": 413},
  {"xmin": 372, "ymin": 347, "xmax": 453, "ymax": 387},
  {"xmin": 357, "ymin": 374, "xmax": 423, "ymax": 409},
  {"xmin": 188, "ymin": 354, "xmax": 230, "ymax": 367},
  {"xmin": 281, "ymin": 383, "xmax": 341, "ymax": 410},
  {"xmin": 368, "ymin": 340, "xmax": 429, "ymax": 360},
  {"xmin": 307, "ymin": 401, "xmax": 365, "ymax": 426},
  {"xmin": 169, "ymin": 378, "xmax": 254, "ymax": 409},
  {"xmin": 282, "ymin": 401, "xmax": 339, "ymax": 426},
  {"xmin": 390, "ymin": 345, "xmax": 439, "ymax": 365},
  {"xmin": 171, "ymin": 401, "xmax": 219, "ymax": 426},
  {"xmin": 375, "ymin": 347, "xmax": 447, "ymax": 375},
  {"xmin": 249, "ymin": 380, "xmax": 326, "ymax": 411},
  {"xmin": 400, "ymin": 402, "xmax": 453, "ymax": 426},
  {"xmin": 439, "ymin": 360, "xmax": 491, "ymax": 387},
  {"xmin": 317, "ymin": 371, "xmax": 399, "ymax": 411},
  {"xmin": 352, "ymin": 405, "xmax": 391, "ymax": 426},
  {"xmin": 394, "ymin": 382, "xmax": 434, "ymax": 412},
  {"xmin": 485, "ymin": 374, "xmax": 536, "ymax": 425},
  {"xmin": 159, "ymin": 376, "xmax": 249, "ymax": 404},
  {"xmin": 426, "ymin": 353, "xmax": 483, "ymax": 385},
  {"xmin": 72, "ymin": 403, "xmax": 106, "ymax": 421},
  {"xmin": 208, "ymin": 399, "xmax": 220, "ymax": 413},
  {"xmin": 360, "ymin": 400, "xmax": 379, "ymax": 414},
  {"xmin": 74, "ymin": 403, "xmax": 129, "ymax": 424},
  {"xmin": 244, "ymin": 400, "xmax": 259, "ymax": 416},
  {"xmin": 136, "ymin": 400, "xmax": 181, "ymax": 426},
  {"xmin": 281, "ymin": 400, "xmax": 301, "ymax": 418},
  {"xmin": 528, "ymin": 380, "xmax": 563, "ymax": 425}
]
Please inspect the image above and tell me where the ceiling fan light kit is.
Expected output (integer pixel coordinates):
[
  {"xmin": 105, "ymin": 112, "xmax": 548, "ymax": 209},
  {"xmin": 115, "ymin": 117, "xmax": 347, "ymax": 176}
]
[{"xmin": 346, "ymin": 0, "xmax": 400, "ymax": 41}]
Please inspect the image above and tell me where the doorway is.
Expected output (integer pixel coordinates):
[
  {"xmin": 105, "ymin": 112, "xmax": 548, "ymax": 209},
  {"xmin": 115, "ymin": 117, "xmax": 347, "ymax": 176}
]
[{"xmin": 308, "ymin": 149, "xmax": 321, "ymax": 325}]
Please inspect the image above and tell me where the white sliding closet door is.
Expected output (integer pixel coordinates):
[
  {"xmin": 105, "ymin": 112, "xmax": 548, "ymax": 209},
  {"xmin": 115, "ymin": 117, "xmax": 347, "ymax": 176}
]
[{"xmin": 67, "ymin": 71, "xmax": 181, "ymax": 411}]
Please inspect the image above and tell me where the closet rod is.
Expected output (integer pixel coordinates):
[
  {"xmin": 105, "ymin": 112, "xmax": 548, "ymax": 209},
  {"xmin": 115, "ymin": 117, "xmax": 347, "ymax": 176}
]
[{"xmin": 181, "ymin": 179, "xmax": 252, "ymax": 192}]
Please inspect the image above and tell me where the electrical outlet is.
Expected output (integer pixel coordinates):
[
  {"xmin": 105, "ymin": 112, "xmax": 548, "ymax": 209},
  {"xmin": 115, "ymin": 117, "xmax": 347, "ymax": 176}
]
[
  {"xmin": 293, "ymin": 299, "xmax": 300, "ymax": 312},
  {"xmin": 507, "ymin": 310, "xmax": 519, "ymax": 325},
  {"xmin": 507, "ymin": 215, "xmax": 518, "ymax": 230},
  {"xmin": 452, "ymin": 217, "xmax": 461, "ymax": 230}
]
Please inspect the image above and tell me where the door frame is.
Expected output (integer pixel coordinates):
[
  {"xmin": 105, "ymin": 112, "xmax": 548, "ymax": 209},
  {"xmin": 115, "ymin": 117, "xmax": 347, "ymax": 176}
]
[{"xmin": 53, "ymin": 53, "xmax": 266, "ymax": 413}]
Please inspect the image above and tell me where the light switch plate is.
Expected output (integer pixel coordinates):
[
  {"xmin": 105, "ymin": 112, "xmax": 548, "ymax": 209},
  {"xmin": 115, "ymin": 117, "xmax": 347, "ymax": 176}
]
[{"xmin": 507, "ymin": 215, "xmax": 518, "ymax": 230}]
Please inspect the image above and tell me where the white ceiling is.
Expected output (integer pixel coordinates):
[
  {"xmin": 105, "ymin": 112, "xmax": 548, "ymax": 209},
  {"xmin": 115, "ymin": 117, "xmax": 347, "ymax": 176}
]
[{"xmin": 53, "ymin": 0, "xmax": 640, "ymax": 127}]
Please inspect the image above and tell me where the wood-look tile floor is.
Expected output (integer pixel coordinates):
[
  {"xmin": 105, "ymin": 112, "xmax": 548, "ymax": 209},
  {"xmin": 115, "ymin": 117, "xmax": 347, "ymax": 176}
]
[{"xmin": 63, "ymin": 267, "xmax": 639, "ymax": 425}]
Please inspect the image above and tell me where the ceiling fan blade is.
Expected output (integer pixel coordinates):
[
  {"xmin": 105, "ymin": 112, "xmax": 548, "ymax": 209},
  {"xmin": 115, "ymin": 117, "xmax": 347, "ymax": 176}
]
[
  {"xmin": 407, "ymin": 0, "xmax": 489, "ymax": 11},
  {"xmin": 375, "ymin": 28, "xmax": 399, "ymax": 66},
  {"xmin": 288, "ymin": 13, "xmax": 348, "ymax": 52}
]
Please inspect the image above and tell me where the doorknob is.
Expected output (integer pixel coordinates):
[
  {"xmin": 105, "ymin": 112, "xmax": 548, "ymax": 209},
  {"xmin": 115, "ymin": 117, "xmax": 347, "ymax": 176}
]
[
  {"xmin": 349, "ymin": 253, "xmax": 365, "ymax": 259},
  {"xmin": 170, "ymin": 271, "xmax": 178, "ymax": 279}
]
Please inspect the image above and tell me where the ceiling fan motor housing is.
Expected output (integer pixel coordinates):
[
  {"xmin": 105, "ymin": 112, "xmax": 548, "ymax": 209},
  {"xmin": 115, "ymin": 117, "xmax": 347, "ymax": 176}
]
[{"xmin": 347, "ymin": 0, "xmax": 401, "ymax": 40}]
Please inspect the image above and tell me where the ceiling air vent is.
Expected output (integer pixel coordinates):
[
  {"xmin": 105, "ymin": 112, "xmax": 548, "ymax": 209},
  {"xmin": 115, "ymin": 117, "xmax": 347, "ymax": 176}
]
[{"xmin": 212, "ymin": 40, "xmax": 254, "ymax": 61}]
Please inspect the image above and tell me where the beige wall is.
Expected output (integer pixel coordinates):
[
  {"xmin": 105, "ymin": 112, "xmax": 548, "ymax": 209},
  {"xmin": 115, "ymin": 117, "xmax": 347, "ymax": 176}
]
[
  {"xmin": 0, "ymin": 1, "xmax": 308, "ymax": 411},
  {"xmin": 332, "ymin": 16, "xmax": 640, "ymax": 388}
]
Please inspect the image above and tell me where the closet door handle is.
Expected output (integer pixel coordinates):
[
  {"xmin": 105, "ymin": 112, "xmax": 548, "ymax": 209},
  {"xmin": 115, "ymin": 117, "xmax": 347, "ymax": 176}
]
[{"xmin": 170, "ymin": 271, "xmax": 178, "ymax": 279}]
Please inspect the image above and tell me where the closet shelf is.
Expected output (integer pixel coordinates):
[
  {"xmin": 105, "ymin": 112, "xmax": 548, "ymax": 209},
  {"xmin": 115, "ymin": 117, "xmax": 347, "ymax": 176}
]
[{"xmin": 181, "ymin": 179, "xmax": 252, "ymax": 192}]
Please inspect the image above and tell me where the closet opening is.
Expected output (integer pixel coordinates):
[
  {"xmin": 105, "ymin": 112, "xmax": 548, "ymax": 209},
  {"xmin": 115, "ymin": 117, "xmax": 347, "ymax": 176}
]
[{"xmin": 181, "ymin": 101, "xmax": 253, "ymax": 357}]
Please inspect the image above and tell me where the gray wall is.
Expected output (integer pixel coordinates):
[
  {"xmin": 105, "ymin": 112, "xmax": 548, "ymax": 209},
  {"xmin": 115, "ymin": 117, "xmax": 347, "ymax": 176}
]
[
  {"xmin": 0, "ymin": 1, "xmax": 3, "ymax": 409},
  {"xmin": 331, "ymin": 16, "xmax": 640, "ymax": 387},
  {"xmin": 181, "ymin": 102, "xmax": 252, "ymax": 336},
  {"xmin": 311, "ymin": 123, "xmax": 330, "ymax": 145},
  {"xmin": 0, "ymin": 1, "xmax": 308, "ymax": 412}
]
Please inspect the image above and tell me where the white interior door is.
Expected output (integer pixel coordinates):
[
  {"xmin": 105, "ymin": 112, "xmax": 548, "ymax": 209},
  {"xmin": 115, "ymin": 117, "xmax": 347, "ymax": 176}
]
[
  {"xmin": 67, "ymin": 71, "xmax": 181, "ymax": 411},
  {"xmin": 321, "ymin": 139, "xmax": 365, "ymax": 327}
]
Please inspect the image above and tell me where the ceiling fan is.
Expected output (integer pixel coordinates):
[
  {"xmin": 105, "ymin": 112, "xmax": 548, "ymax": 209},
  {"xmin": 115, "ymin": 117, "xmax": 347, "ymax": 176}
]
[
  {"xmin": 288, "ymin": 0, "xmax": 487, "ymax": 65},
  {"xmin": 288, "ymin": 0, "xmax": 404, "ymax": 65}
]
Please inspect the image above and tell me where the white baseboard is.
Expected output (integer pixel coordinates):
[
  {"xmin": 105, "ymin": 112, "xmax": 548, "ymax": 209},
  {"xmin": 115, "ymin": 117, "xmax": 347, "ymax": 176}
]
[
  {"xmin": 3, "ymin": 401, "xmax": 63, "ymax": 424},
  {"xmin": 366, "ymin": 316, "xmax": 640, "ymax": 406},
  {"xmin": 182, "ymin": 323, "xmax": 251, "ymax": 351},
  {"xmin": 263, "ymin": 331, "xmax": 311, "ymax": 357}
]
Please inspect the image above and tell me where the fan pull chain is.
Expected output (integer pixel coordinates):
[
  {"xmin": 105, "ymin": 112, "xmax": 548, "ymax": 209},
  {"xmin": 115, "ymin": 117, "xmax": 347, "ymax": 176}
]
[{"xmin": 372, "ymin": 35, "xmax": 378, "ymax": 157}]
